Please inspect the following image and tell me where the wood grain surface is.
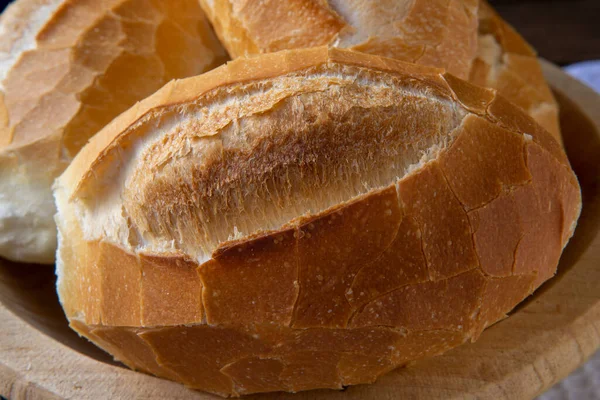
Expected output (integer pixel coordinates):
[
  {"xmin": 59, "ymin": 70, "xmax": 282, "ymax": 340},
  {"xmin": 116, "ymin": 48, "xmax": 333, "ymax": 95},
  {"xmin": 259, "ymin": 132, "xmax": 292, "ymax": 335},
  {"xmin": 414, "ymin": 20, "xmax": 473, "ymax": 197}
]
[{"xmin": 0, "ymin": 61, "xmax": 599, "ymax": 400}]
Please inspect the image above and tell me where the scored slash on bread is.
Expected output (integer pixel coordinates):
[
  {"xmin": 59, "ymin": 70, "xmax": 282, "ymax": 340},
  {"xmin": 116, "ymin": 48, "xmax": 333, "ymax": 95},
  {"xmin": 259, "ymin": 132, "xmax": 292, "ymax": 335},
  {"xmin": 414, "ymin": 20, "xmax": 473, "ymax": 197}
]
[{"xmin": 55, "ymin": 47, "xmax": 581, "ymax": 396}]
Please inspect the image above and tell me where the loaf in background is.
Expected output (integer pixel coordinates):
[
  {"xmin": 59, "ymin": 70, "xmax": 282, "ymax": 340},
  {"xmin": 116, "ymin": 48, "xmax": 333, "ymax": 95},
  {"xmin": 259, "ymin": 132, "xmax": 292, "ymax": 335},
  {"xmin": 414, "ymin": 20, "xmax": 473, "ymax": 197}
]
[{"xmin": 0, "ymin": 0, "xmax": 227, "ymax": 264}]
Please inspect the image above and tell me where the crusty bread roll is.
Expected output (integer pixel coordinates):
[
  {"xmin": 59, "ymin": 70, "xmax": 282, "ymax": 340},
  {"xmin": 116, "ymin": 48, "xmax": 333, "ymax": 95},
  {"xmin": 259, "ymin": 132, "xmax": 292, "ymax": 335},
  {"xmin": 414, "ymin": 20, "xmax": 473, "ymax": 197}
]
[
  {"xmin": 55, "ymin": 47, "xmax": 581, "ymax": 397},
  {"xmin": 470, "ymin": 0, "xmax": 560, "ymax": 138},
  {"xmin": 198, "ymin": 0, "xmax": 561, "ymax": 140},
  {"xmin": 0, "ymin": 0, "xmax": 227, "ymax": 264},
  {"xmin": 198, "ymin": 0, "xmax": 479, "ymax": 80}
]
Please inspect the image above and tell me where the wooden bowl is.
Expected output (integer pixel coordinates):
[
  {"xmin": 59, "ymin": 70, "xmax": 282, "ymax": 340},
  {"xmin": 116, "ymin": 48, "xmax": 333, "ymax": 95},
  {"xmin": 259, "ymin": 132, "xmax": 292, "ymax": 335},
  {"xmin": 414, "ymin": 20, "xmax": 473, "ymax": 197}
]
[{"xmin": 1, "ymin": 61, "xmax": 599, "ymax": 400}]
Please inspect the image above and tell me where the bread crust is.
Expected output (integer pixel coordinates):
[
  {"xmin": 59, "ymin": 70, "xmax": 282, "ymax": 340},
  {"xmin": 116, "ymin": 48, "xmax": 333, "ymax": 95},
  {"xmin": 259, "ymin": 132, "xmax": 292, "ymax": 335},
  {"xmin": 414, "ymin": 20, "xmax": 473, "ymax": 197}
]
[
  {"xmin": 55, "ymin": 47, "xmax": 581, "ymax": 396},
  {"xmin": 0, "ymin": 0, "xmax": 227, "ymax": 263}
]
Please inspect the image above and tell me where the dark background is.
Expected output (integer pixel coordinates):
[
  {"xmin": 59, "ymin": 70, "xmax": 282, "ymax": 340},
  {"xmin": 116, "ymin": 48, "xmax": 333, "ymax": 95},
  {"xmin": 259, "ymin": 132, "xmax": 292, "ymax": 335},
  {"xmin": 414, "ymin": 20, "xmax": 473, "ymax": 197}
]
[{"xmin": 0, "ymin": 0, "xmax": 597, "ymax": 66}]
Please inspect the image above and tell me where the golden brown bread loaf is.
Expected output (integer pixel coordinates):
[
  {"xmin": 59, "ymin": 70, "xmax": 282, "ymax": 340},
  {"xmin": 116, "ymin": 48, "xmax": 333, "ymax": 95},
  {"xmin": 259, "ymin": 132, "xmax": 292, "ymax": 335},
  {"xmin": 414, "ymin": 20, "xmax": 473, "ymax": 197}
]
[
  {"xmin": 55, "ymin": 47, "xmax": 581, "ymax": 396},
  {"xmin": 198, "ymin": 0, "xmax": 561, "ymax": 139},
  {"xmin": 0, "ymin": 0, "xmax": 227, "ymax": 263}
]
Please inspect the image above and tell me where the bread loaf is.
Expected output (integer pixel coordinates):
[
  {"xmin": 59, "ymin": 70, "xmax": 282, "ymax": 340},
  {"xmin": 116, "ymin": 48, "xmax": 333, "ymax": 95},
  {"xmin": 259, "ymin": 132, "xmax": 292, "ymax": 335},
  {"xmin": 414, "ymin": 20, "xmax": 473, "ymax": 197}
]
[
  {"xmin": 55, "ymin": 47, "xmax": 581, "ymax": 396},
  {"xmin": 0, "ymin": 0, "xmax": 227, "ymax": 263},
  {"xmin": 198, "ymin": 0, "xmax": 561, "ymax": 139}
]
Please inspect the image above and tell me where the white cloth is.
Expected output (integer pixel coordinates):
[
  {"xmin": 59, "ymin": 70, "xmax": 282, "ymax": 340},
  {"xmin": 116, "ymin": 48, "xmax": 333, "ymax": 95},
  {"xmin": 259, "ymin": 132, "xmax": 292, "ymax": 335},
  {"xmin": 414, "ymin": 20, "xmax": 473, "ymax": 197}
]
[
  {"xmin": 565, "ymin": 61, "xmax": 600, "ymax": 93},
  {"xmin": 537, "ymin": 351, "xmax": 600, "ymax": 400}
]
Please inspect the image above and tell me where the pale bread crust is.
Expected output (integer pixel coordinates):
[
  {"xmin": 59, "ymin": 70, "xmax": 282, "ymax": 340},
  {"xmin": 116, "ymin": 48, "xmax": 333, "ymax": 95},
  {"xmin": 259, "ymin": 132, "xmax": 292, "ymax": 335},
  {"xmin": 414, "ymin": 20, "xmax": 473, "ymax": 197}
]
[
  {"xmin": 55, "ymin": 48, "xmax": 581, "ymax": 397},
  {"xmin": 0, "ymin": 0, "xmax": 227, "ymax": 263}
]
